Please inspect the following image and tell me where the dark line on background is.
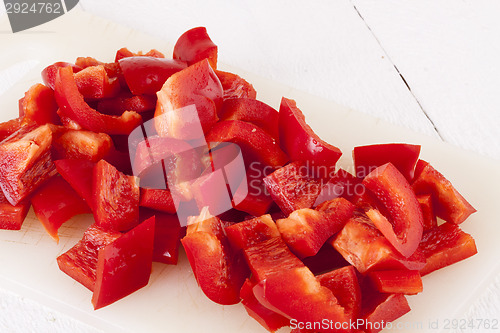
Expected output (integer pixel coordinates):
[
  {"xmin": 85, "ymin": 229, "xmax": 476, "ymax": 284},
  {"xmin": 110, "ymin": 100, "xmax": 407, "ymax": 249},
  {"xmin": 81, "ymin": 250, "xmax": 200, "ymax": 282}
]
[{"xmin": 350, "ymin": 1, "xmax": 444, "ymax": 141}]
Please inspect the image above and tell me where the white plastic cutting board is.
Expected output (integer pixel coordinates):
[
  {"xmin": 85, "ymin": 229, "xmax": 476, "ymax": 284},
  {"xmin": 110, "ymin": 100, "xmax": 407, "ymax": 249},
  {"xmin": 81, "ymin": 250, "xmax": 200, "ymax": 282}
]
[{"xmin": 0, "ymin": 9, "xmax": 499, "ymax": 333}]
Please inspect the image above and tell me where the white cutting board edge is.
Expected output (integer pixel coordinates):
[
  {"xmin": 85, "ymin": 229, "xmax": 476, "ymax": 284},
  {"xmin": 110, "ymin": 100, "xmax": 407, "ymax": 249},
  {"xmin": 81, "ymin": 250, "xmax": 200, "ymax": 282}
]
[{"xmin": 0, "ymin": 9, "xmax": 499, "ymax": 333}]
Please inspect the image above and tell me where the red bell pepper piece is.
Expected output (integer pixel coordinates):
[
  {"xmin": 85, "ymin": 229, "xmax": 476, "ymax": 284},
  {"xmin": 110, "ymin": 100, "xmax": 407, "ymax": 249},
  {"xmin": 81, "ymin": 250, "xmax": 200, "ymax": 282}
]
[
  {"xmin": 215, "ymin": 70, "xmax": 257, "ymax": 100},
  {"xmin": 0, "ymin": 125, "xmax": 56, "ymax": 205},
  {"xmin": 219, "ymin": 98, "xmax": 279, "ymax": 141},
  {"xmin": 74, "ymin": 65, "xmax": 121, "ymax": 100},
  {"xmin": 181, "ymin": 211, "xmax": 249, "ymax": 305},
  {"xmin": 154, "ymin": 59, "xmax": 223, "ymax": 140},
  {"xmin": 231, "ymin": 179, "xmax": 274, "ymax": 217},
  {"xmin": 277, "ymin": 198, "xmax": 354, "ymax": 258},
  {"xmin": 119, "ymin": 56, "xmax": 187, "ymax": 95},
  {"xmin": 207, "ymin": 120, "xmax": 288, "ymax": 168},
  {"xmin": 97, "ymin": 94, "xmax": 157, "ymax": 115},
  {"xmin": 363, "ymin": 163, "xmax": 424, "ymax": 257},
  {"xmin": 332, "ymin": 217, "xmax": 426, "ymax": 274},
  {"xmin": 317, "ymin": 265, "xmax": 362, "ymax": 321},
  {"xmin": 353, "ymin": 143, "xmax": 421, "ymax": 180},
  {"xmin": 0, "ymin": 118, "xmax": 23, "ymax": 142},
  {"xmin": 412, "ymin": 160, "xmax": 476, "ymax": 224},
  {"xmin": 239, "ymin": 278, "xmax": 290, "ymax": 332},
  {"xmin": 367, "ymin": 270, "xmax": 423, "ymax": 295},
  {"xmin": 419, "ymin": 222, "xmax": 477, "ymax": 276},
  {"xmin": 31, "ymin": 176, "xmax": 91, "ymax": 242},
  {"xmin": 57, "ymin": 224, "xmax": 122, "ymax": 291},
  {"xmin": 41, "ymin": 61, "xmax": 82, "ymax": 90},
  {"xmin": 55, "ymin": 66, "xmax": 142, "ymax": 135},
  {"xmin": 19, "ymin": 83, "xmax": 59, "ymax": 125},
  {"xmin": 153, "ymin": 212, "xmax": 182, "ymax": 265},
  {"xmin": 0, "ymin": 190, "xmax": 30, "ymax": 230},
  {"xmin": 279, "ymin": 97, "xmax": 342, "ymax": 168},
  {"xmin": 139, "ymin": 188, "xmax": 176, "ymax": 214},
  {"xmin": 225, "ymin": 214, "xmax": 281, "ymax": 251},
  {"xmin": 315, "ymin": 168, "xmax": 362, "ymax": 205},
  {"xmin": 51, "ymin": 129, "xmax": 113, "ymax": 162},
  {"xmin": 55, "ymin": 159, "xmax": 95, "ymax": 207},
  {"xmin": 93, "ymin": 160, "xmax": 140, "ymax": 232},
  {"xmin": 263, "ymin": 161, "xmax": 323, "ymax": 215},
  {"xmin": 360, "ymin": 292, "xmax": 411, "ymax": 333},
  {"xmin": 173, "ymin": 27, "xmax": 218, "ymax": 69},
  {"xmin": 417, "ymin": 194, "xmax": 437, "ymax": 231},
  {"xmin": 115, "ymin": 47, "xmax": 165, "ymax": 62},
  {"xmin": 92, "ymin": 216, "xmax": 155, "ymax": 309}
]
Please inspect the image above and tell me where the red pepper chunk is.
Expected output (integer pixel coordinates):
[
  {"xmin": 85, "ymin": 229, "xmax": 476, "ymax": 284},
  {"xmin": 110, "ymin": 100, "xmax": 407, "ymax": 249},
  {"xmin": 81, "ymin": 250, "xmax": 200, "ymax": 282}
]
[
  {"xmin": 181, "ymin": 211, "xmax": 249, "ymax": 305},
  {"xmin": 363, "ymin": 163, "xmax": 424, "ymax": 258},
  {"xmin": 51, "ymin": 129, "xmax": 113, "ymax": 163},
  {"xmin": 139, "ymin": 188, "xmax": 176, "ymax": 214},
  {"xmin": 93, "ymin": 160, "xmax": 140, "ymax": 232},
  {"xmin": 173, "ymin": 27, "xmax": 218, "ymax": 69},
  {"xmin": 55, "ymin": 159, "xmax": 95, "ymax": 207},
  {"xmin": 0, "ymin": 190, "xmax": 30, "ymax": 230},
  {"xmin": 412, "ymin": 160, "xmax": 476, "ymax": 224},
  {"xmin": 367, "ymin": 270, "xmax": 423, "ymax": 295},
  {"xmin": 31, "ymin": 176, "xmax": 91, "ymax": 242},
  {"xmin": 0, "ymin": 118, "xmax": 23, "ymax": 142},
  {"xmin": 419, "ymin": 222, "xmax": 477, "ymax": 276},
  {"xmin": 215, "ymin": 70, "xmax": 257, "ymax": 100},
  {"xmin": 92, "ymin": 216, "xmax": 155, "ymax": 309},
  {"xmin": 74, "ymin": 65, "xmax": 121, "ymax": 100},
  {"xmin": 20, "ymin": 83, "xmax": 60, "ymax": 125},
  {"xmin": 417, "ymin": 194, "xmax": 437, "ymax": 231},
  {"xmin": 360, "ymin": 292, "xmax": 411, "ymax": 333},
  {"xmin": 279, "ymin": 97, "xmax": 342, "ymax": 168},
  {"xmin": 55, "ymin": 66, "xmax": 142, "ymax": 135},
  {"xmin": 41, "ymin": 62, "xmax": 82, "ymax": 90}
]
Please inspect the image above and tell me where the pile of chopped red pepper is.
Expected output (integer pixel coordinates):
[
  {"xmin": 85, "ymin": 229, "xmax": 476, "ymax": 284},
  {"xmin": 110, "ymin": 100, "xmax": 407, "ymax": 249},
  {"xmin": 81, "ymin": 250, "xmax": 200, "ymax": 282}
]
[{"xmin": 0, "ymin": 27, "xmax": 477, "ymax": 332}]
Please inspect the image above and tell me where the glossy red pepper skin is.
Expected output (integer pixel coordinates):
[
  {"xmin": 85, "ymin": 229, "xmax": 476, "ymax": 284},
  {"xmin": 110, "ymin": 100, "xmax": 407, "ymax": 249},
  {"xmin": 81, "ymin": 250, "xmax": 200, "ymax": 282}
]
[
  {"xmin": 279, "ymin": 97, "xmax": 342, "ymax": 168},
  {"xmin": 139, "ymin": 188, "xmax": 176, "ymax": 214},
  {"xmin": 417, "ymin": 194, "xmax": 437, "ymax": 231},
  {"xmin": 353, "ymin": 143, "xmax": 421, "ymax": 180},
  {"xmin": 152, "ymin": 212, "xmax": 182, "ymax": 265},
  {"xmin": 41, "ymin": 61, "xmax": 82, "ymax": 90},
  {"xmin": 332, "ymin": 217, "xmax": 426, "ymax": 274},
  {"xmin": 74, "ymin": 65, "xmax": 121, "ymax": 100},
  {"xmin": 51, "ymin": 129, "xmax": 113, "ymax": 163},
  {"xmin": 315, "ymin": 168, "xmax": 362, "ymax": 205},
  {"xmin": 0, "ymin": 190, "xmax": 30, "ymax": 230},
  {"xmin": 419, "ymin": 222, "xmax": 477, "ymax": 276},
  {"xmin": 119, "ymin": 56, "xmax": 187, "ymax": 95},
  {"xmin": 215, "ymin": 70, "xmax": 256, "ymax": 100},
  {"xmin": 219, "ymin": 98, "xmax": 279, "ymax": 141},
  {"xmin": 412, "ymin": 160, "xmax": 476, "ymax": 224},
  {"xmin": 154, "ymin": 59, "xmax": 223, "ymax": 140},
  {"xmin": 55, "ymin": 159, "xmax": 95, "ymax": 207},
  {"xmin": 181, "ymin": 214, "xmax": 249, "ymax": 305},
  {"xmin": 31, "ymin": 176, "xmax": 91, "ymax": 242},
  {"xmin": 19, "ymin": 83, "xmax": 60, "ymax": 125},
  {"xmin": 225, "ymin": 214, "xmax": 281, "ymax": 251},
  {"xmin": 363, "ymin": 163, "xmax": 424, "ymax": 257},
  {"xmin": 367, "ymin": 270, "xmax": 423, "ymax": 295},
  {"xmin": 173, "ymin": 27, "xmax": 218, "ymax": 69},
  {"xmin": 55, "ymin": 66, "xmax": 142, "ymax": 135},
  {"xmin": 0, "ymin": 125, "xmax": 57, "ymax": 206},
  {"xmin": 97, "ymin": 94, "xmax": 157, "ymax": 116},
  {"xmin": 92, "ymin": 160, "xmax": 140, "ymax": 232},
  {"xmin": 92, "ymin": 216, "xmax": 155, "ymax": 309},
  {"xmin": 360, "ymin": 292, "xmax": 410, "ymax": 333}
]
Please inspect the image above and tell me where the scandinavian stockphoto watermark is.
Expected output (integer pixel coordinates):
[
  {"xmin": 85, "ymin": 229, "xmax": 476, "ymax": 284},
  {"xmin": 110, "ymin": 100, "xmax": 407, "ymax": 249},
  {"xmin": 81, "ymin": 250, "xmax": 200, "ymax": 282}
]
[{"xmin": 3, "ymin": 0, "xmax": 79, "ymax": 32}]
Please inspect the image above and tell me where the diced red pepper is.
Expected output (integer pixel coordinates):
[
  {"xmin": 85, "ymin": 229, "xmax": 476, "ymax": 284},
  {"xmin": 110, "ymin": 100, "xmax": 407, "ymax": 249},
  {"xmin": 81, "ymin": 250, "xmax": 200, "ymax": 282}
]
[
  {"xmin": 263, "ymin": 161, "xmax": 323, "ymax": 215},
  {"xmin": 19, "ymin": 83, "xmax": 59, "ymax": 125},
  {"xmin": 74, "ymin": 65, "xmax": 121, "ymax": 100},
  {"xmin": 154, "ymin": 59, "xmax": 223, "ymax": 140},
  {"xmin": 173, "ymin": 27, "xmax": 218, "ymax": 69},
  {"xmin": 0, "ymin": 190, "xmax": 30, "ymax": 230},
  {"xmin": 51, "ymin": 129, "xmax": 113, "ymax": 162},
  {"xmin": 0, "ymin": 118, "xmax": 23, "ymax": 142},
  {"xmin": 417, "ymin": 194, "xmax": 437, "ymax": 231},
  {"xmin": 279, "ymin": 97, "xmax": 342, "ymax": 168},
  {"xmin": 55, "ymin": 159, "xmax": 95, "ymax": 206},
  {"xmin": 92, "ymin": 160, "xmax": 140, "ymax": 232},
  {"xmin": 118, "ymin": 56, "xmax": 187, "ymax": 95},
  {"xmin": 419, "ymin": 222, "xmax": 477, "ymax": 276},
  {"xmin": 0, "ymin": 125, "xmax": 56, "ymax": 205},
  {"xmin": 239, "ymin": 279, "xmax": 290, "ymax": 332},
  {"xmin": 367, "ymin": 270, "xmax": 423, "ymax": 295},
  {"xmin": 97, "ymin": 94, "xmax": 157, "ymax": 115},
  {"xmin": 41, "ymin": 62, "xmax": 82, "ymax": 90},
  {"xmin": 317, "ymin": 265, "xmax": 362, "ymax": 321},
  {"xmin": 57, "ymin": 224, "xmax": 122, "ymax": 291},
  {"xmin": 55, "ymin": 66, "xmax": 142, "ymax": 135},
  {"xmin": 353, "ymin": 143, "xmax": 421, "ymax": 180},
  {"xmin": 231, "ymin": 178, "xmax": 274, "ymax": 217},
  {"xmin": 360, "ymin": 292, "xmax": 411, "ymax": 333},
  {"xmin": 115, "ymin": 47, "xmax": 165, "ymax": 62},
  {"xmin": 139, "ymin": 188, "xmax": 176, "ymax": 214},
  {"xmin": 225, "ymin": 214, "xmax": 281, "ymax": 252},
  {"xmin": 412, "ymin": 160, "xmax": 476, "ymax": 224},
  {"xmin": 181, "ymin": 211, "xmax": 249, "ymax": 305},
  {"xmin": 92, "ymin": 216, "xmax": 155, "ymax": 309},
  {"xmin": 332, "ymin": 217, "xmax": 426, "ymax": 274},
  {"xmin": 277, "ymin": 198, "xmax": 354, "ymax": 258},
  {"xmin": 315, "ymin": 168, "xmax": 362, "ymax": 205},
  {"xmin": 153, "ymin": 212, "xmax": 182, "ymax": 265},
  {"xmin": 363, "ymin": 163, "xmax": 424, "ymax": 257},
  {"xmin": 215, "ymin": 70, "xmax": 256, "ymax": 100},
  {"xmin": 219, "ymin": 98, "xmax": 279, "ymax": 141},
  {"xmin": 31, "ymin": 176, "xmax": 91, "ymax": 242},
  {"xmin": 207, "ymin": 120, "xmax": 288, "ymax": 168}
]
